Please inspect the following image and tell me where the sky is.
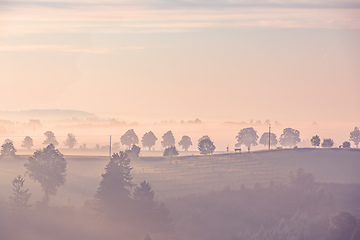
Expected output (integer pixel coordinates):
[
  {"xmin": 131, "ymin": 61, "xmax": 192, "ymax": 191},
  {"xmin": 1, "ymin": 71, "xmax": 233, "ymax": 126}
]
[{"xmin": 0, "ymin": 0, "xmax": 359, "ymax": 124}]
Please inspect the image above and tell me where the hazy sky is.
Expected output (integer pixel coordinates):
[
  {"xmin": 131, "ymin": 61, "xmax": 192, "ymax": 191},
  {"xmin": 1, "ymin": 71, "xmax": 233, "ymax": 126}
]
[{"xmin": 0, "ymin": 0, "xmax": 359, "ymax": 123}]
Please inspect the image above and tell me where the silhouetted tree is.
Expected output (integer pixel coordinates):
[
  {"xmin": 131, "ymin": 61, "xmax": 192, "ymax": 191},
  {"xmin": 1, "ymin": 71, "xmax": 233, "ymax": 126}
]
[
  {"xmin": 198, "ymin": 135, "xmax": 216, "ymax": 155},
  {"xmin": 24, "ymin": 144, "xmax": 67, "ymax": 204},
  {"xmin": 134, "ymin": 181, "xmax": 172, "ymax": 233},
  {"xmin": 178, "ymin": 135, "xmax": 192, "ymax": 151},
  {"xmin": 236, "ymin": 127, "xmax": 258, "ymax": 152},
  {"xmin": 43, "ymin": 131, "xmax": 58, "ymax": 146},
  {"xmin": 64, "ymin": 133, "xmax": 77, "ymax": 149},
  {"xmin": 279, "ymin": 128, "xmax": 301, "ymax": 148},
  {"xmin": 163, "ymin": 146, "xmax": 179, "ymax": 157},
  {"xmin": 21, "ymin": 136, "xmax": 33, "ymax": 149},
  {"xmin": 350, "ymin": 127, "xmax": 360, "ymax": 148},
  {"xmin": 1, "ymin": 141, "xmax": 17, "ymax": 157},
  {"xmin": 342, "ymin": 141, "xmax": 351, "ymax": 148},
  {"xmin": 141, "ymin": 131, "xmax": 157, "ymax": 151},
  {"xmin": 329, "ymin": 211, "xmax": 357, "ymax": 240},
  {"xmin": 311, "ymin": 135, "xmax": 321, "ymax": 147},
  {"xmin": 121, "ymin": 129, "xmax": 139, "ymax": 149},
  {"xmin": 125, "ymin": 144, "xmax": 141, "ymax": 159},
  {"xmin": 321, "ymin": 138, "xmax": 334, "ymax": 148},
  {"xmin": 95, "ymin": 152, "xmax": 134, "ymax": 218},
  {"xmin": 259, "ymin": 132, "xmax": 277, "ymax": 148},
  {"xmin": 161, "ymin": 130, "xmax": 175, "ymax": 148},
  {"xmin": 9, "ymin": 175, "xmax": 31, "ymax": 216}
]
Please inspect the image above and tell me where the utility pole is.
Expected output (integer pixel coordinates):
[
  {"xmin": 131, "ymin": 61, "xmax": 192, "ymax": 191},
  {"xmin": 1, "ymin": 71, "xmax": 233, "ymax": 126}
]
[
  {"xmin": 109, "ymin": 135, "xmax": 112, "ymax": 159},
  {"xmin": 268, "ymin": 124, "xmax": 271, "ymax": 150}
]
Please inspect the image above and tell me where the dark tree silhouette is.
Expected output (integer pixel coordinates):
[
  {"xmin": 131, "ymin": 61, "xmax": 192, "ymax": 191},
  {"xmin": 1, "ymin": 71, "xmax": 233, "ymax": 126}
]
[
  {"xmin": 198, "ymin": 135, "xmax": 216, "ymax": 155},
  {"xmin": 43, "ymin": 131, "xmax": 58, "ymax": 146},
  {"xmin": 9, "ymin": 175, "xmax": 31, "ymax": 216},
  {"xmin": 95, "ymin": 151, "xmax": 134, "ymax": 218},
  {"xmin": 236, "ymin": 127, "xmax": 258, "ymax": 152},
  {"xmin": 259, "ymin": 132, "xmax": 277, "ymax": 148},
  {"xmin": 21, "ymin": 136, "xmax": 33, "ymax": 149},
  {"xmin": 279, "ymin": 128, "xmax": 301, "ymax": 148},
  {"xmin": 1, "ymin": 141, "xmax": 17, "ymax": 157},
  {"xmin": 64, "ymin": 133, "xmax": 77, "ymax": 149},
  {"xmin": 311, "ymin": 135, "xmax": 321, "ymax": 147},
  {"xmin": 134, "ymin": 181, "xmax": 172, "ymax": 233},
  {"xmin": 163, "ymin": 146, "xmax": 179, "ymax": 157},
  {"xmin": 141, "ymin": 131, "xmax": 157, "ymax": 151},
  {"xmin": 178, "ymin": 135, "xmax": 192, "ymax": 151},
  {"xmin": 125, "ymin": 144, "xmax": 141, "ymax": 159},
  {"xmin": 342, "ymin": 141, "xmax": 351, "ymax": 148},
  {"xmin": 24, "ymin": 144, "xmax": 67, "ymax": 204},
  {"xmin": 321, "ymin": 138, "xmax": 334, "ymax": 148},
  {"xmin": 161, "ymin": 130, "xmax": 175, "ymax": 148},
  {"xmin": 329, "ymin": 211, "xmax": 357, "ymax": 240},
  {"xmin": 350, "ymin": 127, "xmax": 360, "ymax": 148},
  {"xmin": 121, "ymin": 129, "xmax": 139, "ymax": 149}
]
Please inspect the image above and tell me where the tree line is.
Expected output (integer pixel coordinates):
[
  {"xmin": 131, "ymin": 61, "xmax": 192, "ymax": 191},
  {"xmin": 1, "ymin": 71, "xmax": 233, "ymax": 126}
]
[{"xmin": 1, "ymin": 126, "xmax": 360, "ymax": 158}]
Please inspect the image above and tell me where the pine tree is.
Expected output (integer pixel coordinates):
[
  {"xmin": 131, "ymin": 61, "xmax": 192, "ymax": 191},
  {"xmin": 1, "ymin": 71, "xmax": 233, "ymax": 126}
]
[
  {"xmin": 95, "ymin": 152, "xmax": 135, "ymax": 218},
  {"xmin": 9, "ymin": 175, "xmax": 31, "ymax": 216}
]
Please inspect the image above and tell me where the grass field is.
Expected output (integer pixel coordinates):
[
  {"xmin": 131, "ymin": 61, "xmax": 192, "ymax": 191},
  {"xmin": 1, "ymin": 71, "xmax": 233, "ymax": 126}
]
[{"xmin": 0, "ymin": 148, "xmax": 359, "ymax": 205}]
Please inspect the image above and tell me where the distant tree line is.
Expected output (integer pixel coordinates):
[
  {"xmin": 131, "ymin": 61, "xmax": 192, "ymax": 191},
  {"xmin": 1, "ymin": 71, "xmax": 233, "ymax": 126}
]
[{"xmin": 1, "ymin": 126, "xmax": 360, "ymax": 159}]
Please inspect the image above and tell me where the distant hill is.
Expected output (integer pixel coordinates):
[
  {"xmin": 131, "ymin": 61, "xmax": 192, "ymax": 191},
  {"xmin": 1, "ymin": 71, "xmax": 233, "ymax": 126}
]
[{"xmin": 0, "ymin": 109, "xmax": 97, "ymax": 121}]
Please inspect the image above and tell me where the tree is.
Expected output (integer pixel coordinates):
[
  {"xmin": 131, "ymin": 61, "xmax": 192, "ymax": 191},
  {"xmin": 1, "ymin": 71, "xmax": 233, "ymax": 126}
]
[
  {"xmin": 161, "ymin": 130, "xmax": 175, "ymax": 148},
  {"xmin": 178, "ymin": 135, "xmax": 192, "ymax": 151},
  {"xmin": 322, "ymin": 138, "xmax": 334, "ymax": 148},
  {"xmin": 163, "ymin": 146, "xmax": 179, "ymax": 157},
  {"xmin": 342, "ymin": 141, "xmax": 351, "ymax": 148},
  {"xmin": 134, "ymin": 181, "xmax": 172, "ymax": 233},
  {"xmin": 9, "ymin": 175, "xmax": 31, "ymax": 216},
  {"xmin": 329, "ymin": 211, "xmax": 357, "ymax": 240},
  {"xmin": 279, "ymin": 128, "xmax": 301, "ymax": 148},
  {"xmin": 125, "ymin": 144, "xmax": 141, "ymax": 159},
  {"xmin": 21, "ymin": 136, "xmax": 34, "ymax": 149},
  {"xmin": 64, "ymin": 133, "xmax": 77, "ymax": 149},
  {"xmin": 236, "ymin": 127, "xmax": 258, "ymax": 152},
  {"xmin": 141, "ymin": 131, "xmax": 157, "ymax": 151},
  {"xmin": 43, "ymin": 131, "xmax": 58, "ymax": 146},
  {"xmin": 121, "ymin": 129, "xmax": 139, "ymax": 149},
  {"xmin": 198, "ymin": 135, "xmax": 216, "ymax": 155},
  {"xmin": 24, "ymin": 144, "xmax": 67, "ymax": 204},
  {"xmin": 350, "ymin": 127, "xmax": 360, "ymax": 148},
  {"xmin": 259, "ymin": 132, "xmax": 277, "ymax": 148},
  {"xmin": 95, "ymin": 152, "xmax": 134, "ymax": 218},
  {"xmin": 1, "ymin": 141, "xmax": 17, "ymax": 157},
  {"xmin": 311, "ymin": 135, "xmax": 321, "ymax": 148}
]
